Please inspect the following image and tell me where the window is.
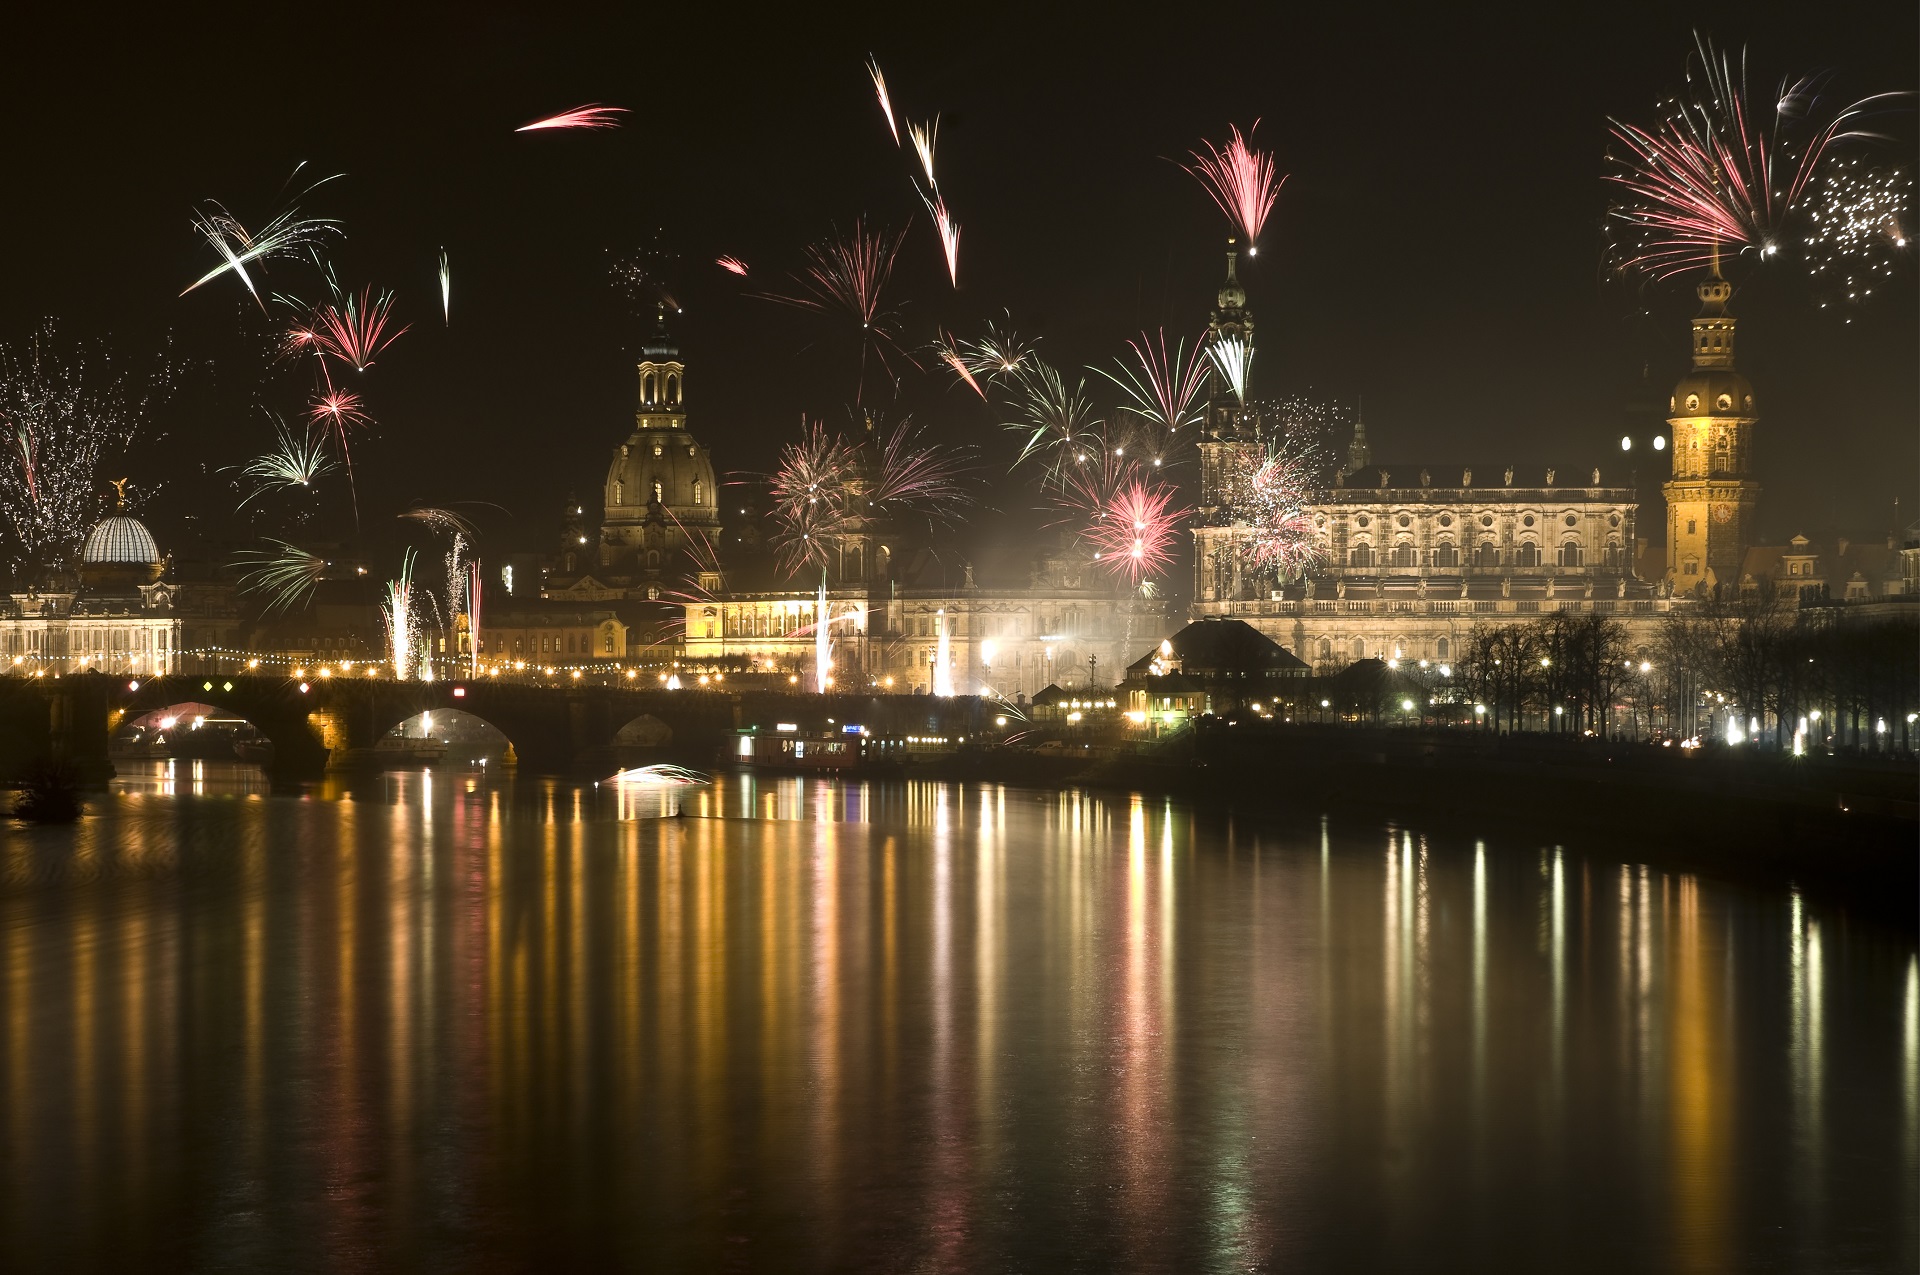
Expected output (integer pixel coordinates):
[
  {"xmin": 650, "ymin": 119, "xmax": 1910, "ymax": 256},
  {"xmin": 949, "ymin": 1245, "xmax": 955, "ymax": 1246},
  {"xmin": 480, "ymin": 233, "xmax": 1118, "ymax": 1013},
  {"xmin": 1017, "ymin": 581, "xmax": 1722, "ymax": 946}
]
[
  {"xmin": 1515, "ymin": 542, "xmax": 1541, "ymax": 568},
  {"xmin": 1433, "ymin": 541, "xmax": 1459, "ymax": 568},
  {"xmin": 1474, "ymin": 542, "xmax": 1499, "ymax": 568},
  {"xmin": 1349, "ymin": 543, "xmax": 1374, "ymax": 568},
  {"xmin": 692, "ymin": 480, "xmax": 702, "ymax": 504},
  {"xmin": 1686, "ymin": 519, "xmax": 1697, "ymax": 536},
  {"xmin": 1558, "ymin": 542, "xmax": 1582, "ymax": 568},
  {"xmin": 1318, "ymin": 638, "xmax": 1332, "ymax": 659},
  {"xmin": 1390, "ymin": 542, "xmax": 1417, "ymax": 568},
  {"xmin": 1436, "ymin": 637, "xmax": 1450, "ymax": 660},
  {"xmin": 652, "ymin": 480, "xmax": 663, "ymax": 503},
  {"xmin": 1684, "ymin": 559, "xmax": 1699, "ymax": 576},
  {"xmin": 603, "ymin": 633, "xmax": 615, "ymax": 654},
  {"xmin": 1352, "ymin": 638, "xmax": 1366, "ymax": 660}
]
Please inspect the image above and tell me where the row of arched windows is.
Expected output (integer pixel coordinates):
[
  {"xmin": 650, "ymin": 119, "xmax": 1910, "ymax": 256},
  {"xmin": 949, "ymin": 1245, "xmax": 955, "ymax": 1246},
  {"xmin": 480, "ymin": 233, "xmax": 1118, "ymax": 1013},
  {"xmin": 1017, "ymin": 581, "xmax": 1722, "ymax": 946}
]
[{"xmin": 1346, "ymin": 541, "xmax": 1623, "ymax": 569}]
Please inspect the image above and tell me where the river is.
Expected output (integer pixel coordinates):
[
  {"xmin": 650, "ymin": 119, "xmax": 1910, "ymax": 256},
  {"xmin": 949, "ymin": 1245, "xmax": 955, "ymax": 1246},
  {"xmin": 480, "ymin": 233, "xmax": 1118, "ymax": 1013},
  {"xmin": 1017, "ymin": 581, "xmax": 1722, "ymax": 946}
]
[{"xmin": 0, "ymin": 761, "xmax": 1913, "ymax": 1272}]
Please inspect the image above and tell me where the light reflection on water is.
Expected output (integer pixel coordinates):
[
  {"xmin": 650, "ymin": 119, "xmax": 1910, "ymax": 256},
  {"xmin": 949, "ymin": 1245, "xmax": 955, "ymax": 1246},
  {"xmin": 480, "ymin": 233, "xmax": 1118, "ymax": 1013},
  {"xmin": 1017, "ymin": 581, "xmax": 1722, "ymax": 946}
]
[{"xmin": 0, "ymin": 764, "xmax": 1914, "ymax": 1272}]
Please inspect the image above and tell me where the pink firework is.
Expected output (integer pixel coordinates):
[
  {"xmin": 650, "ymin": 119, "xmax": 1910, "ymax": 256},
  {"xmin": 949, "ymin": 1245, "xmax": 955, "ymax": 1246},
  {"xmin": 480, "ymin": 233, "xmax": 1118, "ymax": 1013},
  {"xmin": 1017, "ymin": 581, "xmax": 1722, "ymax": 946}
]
[
  {"xmin": 764, "ymin": 220, "xmax": 913, "ymax": 401},
  {"xmin": 516, "ymin": 104, "xmax": 626, "ymax": 132},
  {"xmin": 866, "ymin": 56, "xmax": 900, "ymax": 145},
  {"xmin": 1186, "ymin": 124, "xmax": 1286, "ymax": 253},
  {"xmin": 716, "ymin": 255, "xmax": 749, "ymax": 277},
  {"xmin": 1087, "ymin": 479, "xmax": 1185, "ymax": 584},
  {"xmin": 769, "ymin": 420, "xmax": 862, "ymax": 575},
  {"xmin": 308, "ymin": 287, "xmax": 409, "ymax": 373},
  {"xmin": 1605, "ymin": 37, "xmax": 1902, "ymax": 279},
  {"xmin": 309, "ymin": 386, "xmax": 370, "ymax": 433},
  {"xmin": 864, "ymin": 416, "xmax": 968, "ymax": 513}
]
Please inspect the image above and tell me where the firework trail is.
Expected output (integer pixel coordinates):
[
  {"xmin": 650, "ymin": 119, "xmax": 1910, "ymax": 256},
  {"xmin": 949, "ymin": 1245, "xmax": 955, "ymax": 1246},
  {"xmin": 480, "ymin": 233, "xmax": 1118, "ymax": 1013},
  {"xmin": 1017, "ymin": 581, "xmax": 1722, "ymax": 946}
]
[
  {"xmin": 1099, "ymin": 329, "xmax": 1208, "ymax": 463},
  {"xmin": 516, "ymin": 104, "xmax": 626, "ymax": 131},
  {"xmin": 439, "ymin": 248, "xmax": 451, "ymax": 323},
  {"xmin": 1186, "ymin": 124, "xmax": 1285, "ymax": 254},
  {"xmin": 398, "ymin": 504, "xmax": 480, "ymax": 539},
  {"xmin": 867, "ymin": 56, "xmax": 900, "ymax": 145},
  {"xmin": 385, "ymin": 549, "xmax": 418, "ymax": 679},
  {"xmin": 716, "ymin": 255, "xmax": 749, "ymax": 276},
  {"xmin": 181, "ymin": 175, "xmax": 341, "ymax": 306},
  {"xmin": 763, "ymin": 220, "xmax": 913, "ymax": 401},
  {"xmin": 815, "ymin": 575, "xmax": 832, "ymax": 693},
  {"xmin": 940, "ymin": 343, "xmax": 986, "ymax": 398},
  {"xmin": 909, "ymin": 116, "xmax": 939, "ymax": 185},
  {"xmin": 234, "ymin": 539, "xmax": 326, "ymax": 616},
  {"xmin": 0, "ymin": 323, "xmax": 159, "ymax": 574},
  {"xmin": 921, "ymin": 189, "xmax": 961, "ymax": 286},
  {"xmin": 238, "ymin": 417, "xmax": 336, "ymax": 508},
  {"xmin": 466, "ymin": 560, "xmax": 483, "ymax": 678},
  {"xmin": 1605, "ymin": 35, "xmax": 1909, "ymax": 280},
  {"xmin": 1207, "ymin": 332, "xmax": 1253, "ymax": 405},
  {"xmin": 306, "ymin": 286, "xmax": 409, "ymax": 372}
]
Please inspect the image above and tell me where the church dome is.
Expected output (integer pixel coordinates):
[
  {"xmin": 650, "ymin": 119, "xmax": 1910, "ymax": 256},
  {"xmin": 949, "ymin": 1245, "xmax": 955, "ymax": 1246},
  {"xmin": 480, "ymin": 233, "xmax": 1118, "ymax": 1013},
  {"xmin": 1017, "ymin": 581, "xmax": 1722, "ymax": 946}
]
[
  {"xmin": 605, "ymin": 429, "xmax": 719, "ymax": 527},
  {"xmin": 1669, "ymin": 368, "xmax": 1756, "ymax": 418},
  {"xmin": 82, "ymin": 514, "xmax": 160, "ymax": 566}
]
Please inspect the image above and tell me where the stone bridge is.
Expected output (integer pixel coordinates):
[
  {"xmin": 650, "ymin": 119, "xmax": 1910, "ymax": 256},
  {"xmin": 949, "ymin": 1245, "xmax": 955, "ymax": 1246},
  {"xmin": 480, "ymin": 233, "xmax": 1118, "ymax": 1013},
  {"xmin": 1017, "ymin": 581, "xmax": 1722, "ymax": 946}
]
[{"xmin": 0, "ymin": 673, "xmax": 993, "ymax": 781}]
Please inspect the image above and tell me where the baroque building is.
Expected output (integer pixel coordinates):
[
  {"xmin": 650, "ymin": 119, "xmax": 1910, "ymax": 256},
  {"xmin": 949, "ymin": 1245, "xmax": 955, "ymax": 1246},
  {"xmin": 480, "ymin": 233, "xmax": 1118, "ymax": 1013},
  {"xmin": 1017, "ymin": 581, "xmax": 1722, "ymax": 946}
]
[
  {"xmin": 0, "ymin": 493, "xmax": 234, "ymax": 676},
  {"xmin": 1191, "ymin": 244, "xmax": 1672, "ymax": 668}
]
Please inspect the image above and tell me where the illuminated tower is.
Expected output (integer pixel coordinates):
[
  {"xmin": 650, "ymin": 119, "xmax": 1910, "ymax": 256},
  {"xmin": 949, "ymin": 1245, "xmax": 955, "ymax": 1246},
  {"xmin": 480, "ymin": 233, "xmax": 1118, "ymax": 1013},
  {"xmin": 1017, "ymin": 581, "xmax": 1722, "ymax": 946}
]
[
  {"xmin": 600, "ymin": 306, "xmax": 720, "ymax": 588},
  {"xmin": 1663, "ymin": 266, "xmax": 1760, "ymax": 590},
  {"xmin": 1202, "ymin": 236, "xmax": 1254, "ymax": 441}
]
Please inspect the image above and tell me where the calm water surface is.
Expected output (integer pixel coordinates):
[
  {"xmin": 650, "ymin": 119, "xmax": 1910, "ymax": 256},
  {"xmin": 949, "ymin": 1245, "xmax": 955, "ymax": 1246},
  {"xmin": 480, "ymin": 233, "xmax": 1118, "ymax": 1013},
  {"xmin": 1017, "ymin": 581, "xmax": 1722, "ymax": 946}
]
[{"xmin": 1, "ymin": 761, "xmax": 1914, "ymax": 1272}]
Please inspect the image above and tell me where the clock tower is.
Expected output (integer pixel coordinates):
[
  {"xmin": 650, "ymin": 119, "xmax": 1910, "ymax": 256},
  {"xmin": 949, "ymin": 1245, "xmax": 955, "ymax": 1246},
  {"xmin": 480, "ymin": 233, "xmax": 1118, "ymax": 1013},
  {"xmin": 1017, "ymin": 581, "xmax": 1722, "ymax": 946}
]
[{"xmin": 1663, "ymin": 266, "xmax": 1760, "ymax": 591}]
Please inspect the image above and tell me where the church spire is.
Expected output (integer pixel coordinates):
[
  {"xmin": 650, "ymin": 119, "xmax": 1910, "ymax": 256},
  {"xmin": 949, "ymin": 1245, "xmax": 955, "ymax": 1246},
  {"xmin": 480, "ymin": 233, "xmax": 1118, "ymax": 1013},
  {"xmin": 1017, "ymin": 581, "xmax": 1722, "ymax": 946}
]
[{"xmin": 1345, "ymin": 399, "xmax": 1371, "ymax": 475}]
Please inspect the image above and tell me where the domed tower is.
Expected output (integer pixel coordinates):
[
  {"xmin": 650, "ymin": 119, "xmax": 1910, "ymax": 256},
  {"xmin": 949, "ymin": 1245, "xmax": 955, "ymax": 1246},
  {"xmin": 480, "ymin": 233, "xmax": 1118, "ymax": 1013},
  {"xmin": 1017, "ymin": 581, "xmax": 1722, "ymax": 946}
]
[
  {"xmin": 1663, "ymin": 266, "xmax": 1760, "ymax": 590},
  {"xmin": 600, "ymin": 307, "xmax": 721, "ymax": 584},
  {"xmin": 78, "ymin": 482, "xmax": 164, "ymax": 587}
]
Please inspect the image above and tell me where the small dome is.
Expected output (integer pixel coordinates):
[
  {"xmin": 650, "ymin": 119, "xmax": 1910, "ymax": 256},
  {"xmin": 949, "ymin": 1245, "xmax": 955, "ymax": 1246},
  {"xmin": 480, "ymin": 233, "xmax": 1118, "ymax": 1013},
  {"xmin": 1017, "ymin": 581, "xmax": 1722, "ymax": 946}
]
[
  {"xmin": 1217, "ymin": 280, "xmax": 1246, "ymax": 310},
  {"xmin": 1669, "ymin": 368, "xmax": 1755, "ymax": 418},
  {"xmin": 82, "ymin": 515, "xmax": 160, "ymax": 565}
]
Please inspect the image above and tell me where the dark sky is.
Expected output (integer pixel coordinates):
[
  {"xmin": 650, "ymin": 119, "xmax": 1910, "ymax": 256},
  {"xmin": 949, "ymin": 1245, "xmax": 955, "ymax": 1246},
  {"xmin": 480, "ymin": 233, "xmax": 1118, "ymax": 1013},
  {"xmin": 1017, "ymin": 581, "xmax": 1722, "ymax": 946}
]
[{"xmin": 5, "ymin": 3, "xmax": 1914, "ymax": 569}]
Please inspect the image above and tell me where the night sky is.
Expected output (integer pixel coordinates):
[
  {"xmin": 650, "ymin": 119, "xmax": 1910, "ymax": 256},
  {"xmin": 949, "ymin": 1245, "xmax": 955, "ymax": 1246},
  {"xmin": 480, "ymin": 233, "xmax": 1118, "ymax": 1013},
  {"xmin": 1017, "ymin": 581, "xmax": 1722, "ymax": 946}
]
[{"xmin": 6, "ymin": 4, "xmax": 1914, "ymax": 570}]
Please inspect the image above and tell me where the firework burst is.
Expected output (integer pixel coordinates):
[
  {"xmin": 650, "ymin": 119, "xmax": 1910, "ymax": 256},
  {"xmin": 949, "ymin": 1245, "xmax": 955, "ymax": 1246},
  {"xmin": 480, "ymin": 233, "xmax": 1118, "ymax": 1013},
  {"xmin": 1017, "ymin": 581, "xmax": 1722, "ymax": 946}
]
[
  {"xmin": 1805, "ymin": 156, "xmax": 1912, "ymax": 303},
  {"xmin": 716, "ymin": 255, "xmax": 749, "ymax": 276},
  {"xmin": 1100, "ymin": 329, "xmax": 1208, "ymax": 464},
  {"xmin": 234, "ymin": 539, "xmax": 326, "ymax": 616},
  {"xmin": 867, "ymin": 56, "xmax": 900, "ymax": 145},
  {"xmin": 238, "ymin": 417, "xmax": 336, "ymax": 508},
  {"xmin": 1207, "ymin": 331, "xmax": 1253, "ymax": 405},
  {"xmin": 305, "ymin": 286, "xmax": 409, "ymax": 372},
  {"xmin": 769, "ymin": 420, "xmax": 862, "ymax": 575},
  {"xmin": 1003, "ymin": 357, "xmax": 1102, "ymax": 482},
  {"xmin": 1086, "ymin": 478, "xmax": 1186, "ymax": 584},
  {"xmin": 1186, "ymin": 124, "xmax": 1285, "ymax": 254},
  {"xmin": 1230, "ymin": 440, "xmax": 1325, "ymax": 576},
  {"xmin": 516, "ymin": 104, "xmax": 626, "ymax": 132},
  {"xmin": 1606, "ymin": 35, "xmax": 1908, "ymax": 280},
  {"xmin": 181, "ymin": 173, "xmax": 341, "ymax": 306},
  {"xmin": 0, "ymin": 323, "xmax": 160, "ymax": 574},
  {"xmin": 764, "ymin": 220, "xmax": 913, "ymax": 400}
]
